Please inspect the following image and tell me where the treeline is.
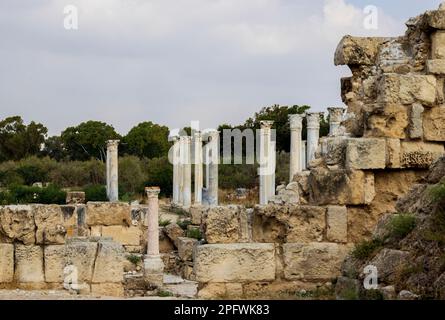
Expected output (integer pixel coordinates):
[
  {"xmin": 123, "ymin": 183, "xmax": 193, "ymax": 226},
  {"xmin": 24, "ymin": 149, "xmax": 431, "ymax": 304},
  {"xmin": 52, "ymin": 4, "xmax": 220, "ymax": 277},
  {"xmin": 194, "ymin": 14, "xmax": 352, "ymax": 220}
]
[{"xmin": 0, "ymin": 105, "xmax": 328, "ymax": 203}]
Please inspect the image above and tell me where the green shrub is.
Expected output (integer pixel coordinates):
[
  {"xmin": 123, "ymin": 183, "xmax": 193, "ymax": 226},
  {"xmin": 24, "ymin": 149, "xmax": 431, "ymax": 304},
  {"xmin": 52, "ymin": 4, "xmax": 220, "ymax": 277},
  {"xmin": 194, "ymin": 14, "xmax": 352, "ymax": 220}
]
[
  {"xmin": 84, "ymin": 184, "xmax": 107, "ymax": 202},
  {"xmin": 430, "ymin": 182, "xmax": 445, "ymax": 203},
  {"xmin": 126, "ymin": 254, "xmax": 142, "ymax": 265},
  {"xmin": 143, "ymin": 156, "xmax": 173, "ymax": 197},
  {"xmin": 352, "ymin": 239, "xmax": 384, "ymax": 260},
  {"xmin": 388, "ymin": 214, "xmax": 416, "ymax": 239},
  {"xmin": 177, "ymin": 219, "xmax": 192, "ymax": 231},
  {"xmin": 16, "ymin": 165, "xmax": 47, "ymax": 185},
  {"xmin": 159, "ymin": 219, "xmax": 171, "ymax": 227},
  {"xmin": 158, "ymin": 290, "xmax": 174, "ymax": 297},
  {"xmin": 6, "ymin": 184, "xmax": 66, "ymax": 204},
  {"xmin": 187, "ymin": 228, "xmax": 202, "ymax": 240}
]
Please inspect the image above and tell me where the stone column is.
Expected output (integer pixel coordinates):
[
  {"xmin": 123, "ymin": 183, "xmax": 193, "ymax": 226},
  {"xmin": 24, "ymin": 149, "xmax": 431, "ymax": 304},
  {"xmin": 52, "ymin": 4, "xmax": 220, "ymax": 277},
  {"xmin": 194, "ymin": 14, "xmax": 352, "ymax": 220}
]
[
  {"xmin": 328, "ymin": 107, "xmax": 345, "ymax": 136},
  {"xmin": 301, "ymin": 141, "xmax": 307, "ymax": 171},
  {"xmin": 144, "ymin": 187, "xmax": 164, "ymax": 286},
  {"xmin": 269, "ymin": 140, "xmax": 276, "ymax": 200},
  {"xmin": 207, "ymin": 131, "xmax": 219, "ymax": 207},
  {"xmin": 106, "ymin": 140, "xmax": 119, "ymax": 202},
  {"xmin": 289, "ymin": 114, "xmax": 303, "ymax": 182},
  {"xmin": 306, "ymin": 113, "xmax": 321, "ymax": 164},
  {"xmin": 259, "ymin": 121, "xmax": 274, "ymax": 205},
  {"xmin": 177, "ymin": 137, "xmax": 184, "ymax": 206},
  {"xmin": 171, "ymin": 136, "xmax": 180, "ymax": 206},
  {"xmin": 194, "ymin": 131, "xmax": 203, "ymax": 205},
  {"xmin": 182, "ymin": 136, "xmax": 192, "ymax": 208}
]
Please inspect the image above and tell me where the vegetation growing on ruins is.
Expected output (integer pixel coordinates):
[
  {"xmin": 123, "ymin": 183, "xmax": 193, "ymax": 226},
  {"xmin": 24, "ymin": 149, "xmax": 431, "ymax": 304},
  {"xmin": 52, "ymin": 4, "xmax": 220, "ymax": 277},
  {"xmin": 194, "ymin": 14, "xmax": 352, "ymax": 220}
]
[
  {"xmin": 352, "ymin": 239, "xmax": 384, "ymax": 260},
  {"xmin": 388, "ymin": 214, "xmax": 417, "ymax": 240}
]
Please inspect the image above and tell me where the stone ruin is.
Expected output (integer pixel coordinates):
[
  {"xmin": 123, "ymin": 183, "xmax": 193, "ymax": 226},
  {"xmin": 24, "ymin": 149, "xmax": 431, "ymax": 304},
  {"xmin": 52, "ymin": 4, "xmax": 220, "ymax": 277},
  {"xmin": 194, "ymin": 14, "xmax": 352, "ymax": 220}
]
[{"xmin": 1, "ymin": 4, "xmax": 445, "ymax": 299}]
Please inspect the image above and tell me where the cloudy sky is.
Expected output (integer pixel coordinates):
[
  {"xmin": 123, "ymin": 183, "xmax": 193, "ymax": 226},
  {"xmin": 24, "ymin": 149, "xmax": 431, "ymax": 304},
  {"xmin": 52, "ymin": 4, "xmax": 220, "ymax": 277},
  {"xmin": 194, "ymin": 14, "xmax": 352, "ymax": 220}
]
[{"xmin": 0, "ymin": 0, "xmax": 442, "ymax": 136}]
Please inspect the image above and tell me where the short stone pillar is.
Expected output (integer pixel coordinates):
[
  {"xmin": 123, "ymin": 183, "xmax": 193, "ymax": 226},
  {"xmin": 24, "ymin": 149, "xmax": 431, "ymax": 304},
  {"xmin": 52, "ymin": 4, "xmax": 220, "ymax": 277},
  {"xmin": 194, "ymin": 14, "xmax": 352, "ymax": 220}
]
[
  {"xmin": 171, "ymin": 136, "xmax": 180, "ymax": 206},
  {"xmin": 306, "ymin": 113, "xmax": 321, "ymax": 164},
  {"xmin": 194, "ymin": 131, "xmax": 203, "ymax": 205},
  {"xmin": 144, "ymin": 187, "xmax": 164, "ymax": 287},
  {"xmin": 206, "ymin": 131, "xmax": 219, "ymax": 207},
  {"xmin": 259, "ymin": 121, "xmax": 274, "ymax": 205},
  {"xmin": 106, "ymin": 140, "xmax": 119, "ymax": 202},
  {"xmin": 328, "ymin": 107, "xmax": 345, "ymax": 136},
  {"xmin": 289, "ymin": 114, "xmax": 304, "ymax": 181},
  {"xmin": 182, "ymin": 136, "xmax": 192, "ymax": 208}
]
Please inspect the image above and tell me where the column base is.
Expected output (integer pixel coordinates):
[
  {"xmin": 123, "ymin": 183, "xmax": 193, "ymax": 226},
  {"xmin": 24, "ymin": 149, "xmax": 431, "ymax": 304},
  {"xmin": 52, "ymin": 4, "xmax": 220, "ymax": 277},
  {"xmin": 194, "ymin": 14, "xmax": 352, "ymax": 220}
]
[{"xmin": 144, "ymin": 255, "xmax": 164, "ymax": 287}]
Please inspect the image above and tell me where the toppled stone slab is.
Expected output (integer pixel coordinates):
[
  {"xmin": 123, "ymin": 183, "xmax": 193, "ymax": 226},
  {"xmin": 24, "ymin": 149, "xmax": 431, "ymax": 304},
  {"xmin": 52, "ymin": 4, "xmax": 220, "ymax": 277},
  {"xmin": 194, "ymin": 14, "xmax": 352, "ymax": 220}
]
[
  {"xmin": 345, "ymin": 138, "xmax": 386, "ymax": 170},
  {"xmin": 283, "ymin": 243, "xmax": 351, "ymax": 281},
  {"xmin": 0, "ymin": 244, "xmax": 14, "ymax": 283},
  {"xmin": 194, "ymin": 243, "xmax": 276, "ymax": 283},
  {"xmin": 85, "ymin": 202, "xmax": 131, "ymax": 226}
]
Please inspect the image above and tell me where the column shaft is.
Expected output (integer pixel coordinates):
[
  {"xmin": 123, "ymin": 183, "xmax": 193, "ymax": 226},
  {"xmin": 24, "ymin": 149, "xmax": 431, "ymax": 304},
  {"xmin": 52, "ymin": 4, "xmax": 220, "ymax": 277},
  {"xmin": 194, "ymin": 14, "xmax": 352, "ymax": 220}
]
[
  {"xmin": 194, "ymin": 132, "xmax": 203, "ymax": 205},
  {"xmin": 106, "ymin": 140, "xmax": 119, "ymax": 202},
  {"xmin": 289, "ymin": 114, "xmax": 303, "ymax": 181},
  {"xmin": 306, "ymin": 113, "xmax": 321, "ymax": 164},
  {"xmin": 182, "ymin": 137, "xmax": 192, "ymax": 208}
]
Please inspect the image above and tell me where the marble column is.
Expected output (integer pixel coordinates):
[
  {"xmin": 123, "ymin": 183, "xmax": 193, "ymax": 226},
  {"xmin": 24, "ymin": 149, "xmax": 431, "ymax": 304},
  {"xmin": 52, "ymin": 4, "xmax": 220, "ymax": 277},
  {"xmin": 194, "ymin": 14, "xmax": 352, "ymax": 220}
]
[
  {"xmin": 106, "ymin": 140, "xmax": 119, "ymax": 202},
  {"xmin": 289, "ymin": 114, "xmax": 304, "ymax": 182},
  {"xmin": 182, "ymin": 136, "xmax": 192, "ymax": 208},
  {"xmin": 301, "ymin": 141, "xmax": 307, "ymax": 171},
  {"xmin": 328, "ymin": 107, "xmax": 345, "ymax": 136},
  {"xmin": 144, "ymin": 187, "xmax": 164, "ymax": 287},
  {"xmin": 194, "ymin": 131, "xmax": 203, "ymax": 205},
  {"xmin": 306, "ymin": 113, "xmax": 321, "ymax": 164},
  {"xmin": 207, "ymin": 131, "xmax": 219, "ymax": 207},
  {"xmin": 171, "ymin": 136, "xmax": 180, "ymax": 206},
  {"xmin": 269, "ymin": 140, "xmax": 276, "ymax": 199},
  {"xmin": 177, "ymin": 137, "xmax": 185, "ymax": 206},
  {"xmin": 259, "ymin": 121, "xmax": 274, "ymax": 205}
]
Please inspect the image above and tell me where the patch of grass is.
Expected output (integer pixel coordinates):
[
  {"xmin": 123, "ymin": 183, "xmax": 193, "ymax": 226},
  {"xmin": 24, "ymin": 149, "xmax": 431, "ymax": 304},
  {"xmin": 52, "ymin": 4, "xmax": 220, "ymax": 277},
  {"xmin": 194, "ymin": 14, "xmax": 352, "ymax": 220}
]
[
  {"xmin": 340, "ymin": 288, "xmax": 359, "ymax": 300},
  {"xmin": 352, "ymin": 239, "xmax": 384, "ymax": 260},
  {"xmin": 361, "ymin": 289, "xmax": 384, "ymax": 300},
  {"xmin": 187, "ymin": 228, "xmax": 202, "ymax": 240},
  {"xmin": 388, "ymin": 214, "xmax": 416, "ymax": 239},
  {"xmin": 430, "ymin": 182, "xmax": 445, "ymax": 203},
  {"xmin": 177, "ymin": 219, "xmax": 192, "ymax": 231},
  {"xmin": 170, "ymin": 206, "xmax": 188, "ymax": 216},
  {"xmin": 296, "ymin": 286, "xmax": 335, "ymax": 300},
  {"xmin": 126, "ymin": 254, "xmax": 142, "ymax": 265},
  {"xmin": 158, "ymin": 290, "xmax": 174, "ymax": 297},
  {"xmin": 159, "ymin": 218, "xmax": 171, "ymax": 227}
]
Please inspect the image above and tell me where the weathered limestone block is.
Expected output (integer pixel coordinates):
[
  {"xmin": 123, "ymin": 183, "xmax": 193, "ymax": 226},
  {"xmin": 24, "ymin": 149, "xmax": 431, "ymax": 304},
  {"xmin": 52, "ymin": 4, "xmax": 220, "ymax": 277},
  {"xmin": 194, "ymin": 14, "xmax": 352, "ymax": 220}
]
[
  {"xmin": 15, "ymin": 245, "xmax": 45, "ymax": 283},
  {"xmin": 410, "ymin": 103, "xmax": 424, "ymax": 139},
  {"xmin": 274, "ymin": 182, "xmax": 300, "ymax": 205},
  {"xmin": 64, "ymin": 239, "xmax": 98, "ymax": 283},
  {"xmin": 319, "ymin": 137, "xmax": 346, "ymax": 166},
  {"xmin": 427, "ymin": 10, "xmax": 445, "ymax": 29},
  {"xmin": 194, "ymin": 243, "xmax": 276, "ymax": 283},
  {"xmin": 283, "ymin": 243, "xmax": 351, "ymax": 281},
  {"xmin": 85, "ymin": 202, "xmax": 131, "ymax": 226},
  {"xmin": 309, "ymin": 168, "xmax": 375, "ymax": 206},
  {"xmin": 401, "ymin": 141, "xmax": 444, "ymax": 168},
  {"xmin": 345, "ymin": 138, "xmax": 386, "ymax": 170},
  {"xmin": 369, "ymin": 249, "xmax": 410, "ymax": 282},
  {"xmin": 92, "ymin": 240, "xmax": 124, "ymax": 283},
  {"xmin": 334, "ymin": 36, "xmax": 387, "ymax": 66},
  {"xmin": 164, "ymin": 223, "xmax": 185, "ymax": 247},
  {"xmin": 326, "ymin": 206, "xmax": 348, "ymax": 243},
  {"xmin": 427, "ymin": 59, "xmax": 445, "ymax": 75},
  {"xmin": 292, "ymin": 171, "xmax": 310, "ymax": 204},
  {"xmin": 204, "ymin": 206, "xmax": 244, "ymax": 244},
  {"xmin": 101, "ymin": 226, "xmax": 141, "ymax": 246},
  {"xmin": 0, "ymin": 205, "xmax": 35, "ymax": 244},
  {"xmin": 33, "ymin": 205, "xmax": 69, "ymax": 245},
  {"xmin": 378, "ymin": 39, "xmax": 411, "ymax": 74},
  {"xmin": 190, "ymin": 205, "xmax": 207, "ymax": 225},
  {"xmin": 177, "ymin": 237, "xmax": 198, "ymax": 261},
  {"xmin": 91, "ymin": 283, "xmax": 124, "ymax": 297},
  {"xmin": 432, "ymin": 31, "xmax": 445, "ymax": 59},
  {"xmin": 66, "ymin": 192, "xmax": 85, "ymax": 205},
  {"xmin": 379, "ymin": 74, "xmax": 437, "ymax": 106},
  {"xmin": 44, "ymin": 245, "xmax": 66, "ymax": 283},
  {"xmin": 386, "ymin": 138, "xmax": 401, "ymax": 168},
  {"xmin": 364, "ymin": 104, "xmax": 408, "ymax": 139},
  {"xmin": 423, "ymin": 106, "xmax": 445, "ymax": 141},
  {"xmin": 0, "ymin": 244, "xmax": 14, "ymax": 283}
]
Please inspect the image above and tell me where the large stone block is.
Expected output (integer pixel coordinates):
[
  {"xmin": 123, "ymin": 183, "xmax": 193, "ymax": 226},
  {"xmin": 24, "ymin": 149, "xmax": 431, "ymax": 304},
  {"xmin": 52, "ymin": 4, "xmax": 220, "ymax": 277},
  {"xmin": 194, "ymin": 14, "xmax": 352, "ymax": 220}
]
[
  {"xmin": 101, "ymin": 226, "xmax": 141, "ymax": 246},
  {"xmin": 0, "ymin": 244, "xmax": 14, "ymax": 283},
  {"xmin": 204, "ymin": 206, "xmax": 244, "ymax": 244},
  {"xmin": 85, "ymin": 202, "xmax": 131, "ymax": 226},
  {"xmin": 345, "ymin": 138, "xmax": 386, "ymax": 170},
  {"xmin": 63, "ymin": 240, "xmax": 98, "ymax": 283},
  {"xmin": 190, "ymin": 205, "xmax": 207, "ymax": 225},
  {"xmin": 423, "ymin": 106, "xmax": 445, "ymax": 141},
  {"xmin": 334, "ymin": 36, "xmax": 386, "ymax": 66},
  {"xmin": 319, "ymin": 137, "xmax": 347, "ymax": 166},
  {"xmin": 92, "ymin": 240, "xmax": 124, "ymax": 283},
  {"xmin": 432, "ymin": 31, "xmax": 445, "ymax": 59},
  {"xmin": 44, "ymin": 245, "xmax": 67, "ymax": 283},
  {"xmin": 33, "ymin": 205, "xmax": 72, "ymax": 244},
  {"xmin": 194, "ymin": 243, "xmax": 276, "ymax": 283},
  {"xmin": 409, "ymin": 103, "xmax": 424, "ymax": 139},
  {"xmin": 386, "ymin": 138, "xmax": 401, "ymax": 168},
  {"xmin": 0, "ymin": 205, "xmax": 35, "ymax": 244},
  {"xmin": 177, "ymin": 237, "xmax": 198, "ymax": 261},
  {"xmin": 326, "ymin": 206, "xmax": 348, "ymax": 243},
  {"xmin": 309, "ymin": 168, "xmax": 375, "ymax": 206},
  {"xmin": 15, "ymin": 245, "xmax": 45, "ymax": 283},
  {"xmin": 283, "ymin": 243, "xmax": 351, "ymax": 281},
  {"xmin": 401, "ymin": 141, "xmax": 444, "ymax": 168},
  {"xmin": 427, "ymin": 10, "xmax": 445, "ymax": 29},
  {"xmin": 365, "ymin": 104, "xmax": 408, "ymax": 139},
  {"xmin": 427, "ymin": 59, "xmax": 445, "ymax": 75}
]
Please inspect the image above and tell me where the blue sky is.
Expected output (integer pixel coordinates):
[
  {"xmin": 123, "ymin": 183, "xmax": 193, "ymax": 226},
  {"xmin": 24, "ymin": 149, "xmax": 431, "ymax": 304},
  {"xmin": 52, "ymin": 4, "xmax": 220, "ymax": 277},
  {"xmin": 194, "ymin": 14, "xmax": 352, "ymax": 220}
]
[{"xmin": 0, "ymin": 0, "xmax": 442, "ymax": 136}]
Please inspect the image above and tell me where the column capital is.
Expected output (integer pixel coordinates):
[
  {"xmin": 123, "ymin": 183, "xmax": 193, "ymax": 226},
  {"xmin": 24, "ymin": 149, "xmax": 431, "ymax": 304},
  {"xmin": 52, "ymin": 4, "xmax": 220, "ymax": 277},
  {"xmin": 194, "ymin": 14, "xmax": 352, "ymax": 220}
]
[
  {"xmin": 260, "ymin": 120, "xmax": 274, "ymax": 129},
  {"xmin": 170, "ymin": 135, "xmax": 180, "ymax": 142},
  {"xmin": 145, "ymin": 187, "xmax": 160, "ymax": 199},
  {"xmin": 107, "ymin": 140, "xmax": 120, "ymax": 148},
  {"xmin": 306, "ymin": 113, "xmax": 322, "ymax": 129},
  {"xmin": 289, "ymin": 114, "xmax": 304, "ymax": 130},
  {"xmin": 327, "ymin": 107, "xmax": 345, "ymax": 123}
]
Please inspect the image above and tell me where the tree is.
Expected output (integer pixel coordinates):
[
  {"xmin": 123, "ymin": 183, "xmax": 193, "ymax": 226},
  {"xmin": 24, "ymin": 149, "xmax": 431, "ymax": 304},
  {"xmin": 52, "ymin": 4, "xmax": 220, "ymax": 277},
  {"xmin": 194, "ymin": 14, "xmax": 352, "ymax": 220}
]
[
  {"xmin": 42, "ymin": 136, "xmax": 67, "ymax": 161},
  {"xmin": 123, "ymin": 122, "xmax": 170, "ymax": 159},
  {"xmin": 61, "ymin": 121, "xmax": 120, "ymax": 161},
  {"xmin": 0, "ymin": 116, "xmax": 47, "ymax": 162}
]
